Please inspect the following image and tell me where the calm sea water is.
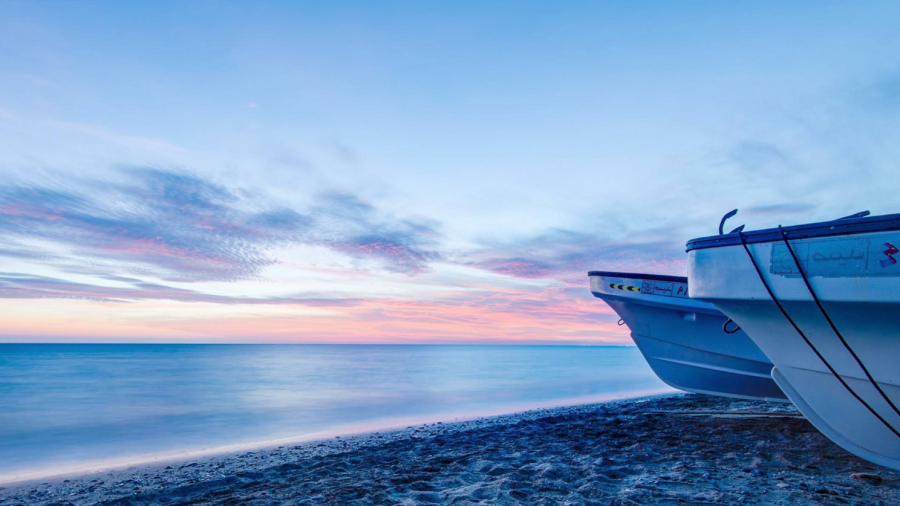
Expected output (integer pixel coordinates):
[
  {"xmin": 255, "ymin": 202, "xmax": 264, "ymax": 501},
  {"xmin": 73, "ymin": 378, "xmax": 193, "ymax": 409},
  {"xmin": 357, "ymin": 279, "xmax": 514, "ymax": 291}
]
[{"xmin": 0, "ymin": 344, "xmax": 670, "ymax": 481}]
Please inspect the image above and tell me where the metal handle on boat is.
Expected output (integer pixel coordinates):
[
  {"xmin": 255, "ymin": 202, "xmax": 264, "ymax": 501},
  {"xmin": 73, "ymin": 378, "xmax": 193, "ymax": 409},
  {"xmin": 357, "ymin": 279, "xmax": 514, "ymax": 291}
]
[
  {"xmin": 722, "ymin": 318, "xmax": 741, "ymax": 334},
  {"xmin": 719, "ymin": 209, "xmax": 739, "ymax": 235},
  {"xmin": 617, "ymin": 319, "xmax": 626, "ymax": 326}
]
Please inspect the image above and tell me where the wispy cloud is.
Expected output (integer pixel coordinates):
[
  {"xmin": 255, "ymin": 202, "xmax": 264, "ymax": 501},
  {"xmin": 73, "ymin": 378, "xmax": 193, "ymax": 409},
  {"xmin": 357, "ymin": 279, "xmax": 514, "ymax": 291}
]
[
  {"xmin": 728, "ymin": 141, "xmax": 793, "ymax": 173},
  {"xmin": 0, "ymin": 169, "xmax": 306, "ymax": 281},
  {"xmin": 694, "ymin": 71, "xmax": 900, "ymax": 227},
  {"xmin": 0, "ymin": 167, "xmax": 442, "ymax": 282},
  {"xmin": 94, "ymin": 283, "xmax": 629, "ymax": 344},
  {"xmin": 745, "ymin": 203, "xmax": 817, "ymax": 217},
  {"xmin": 0, "ymin": 272, "xmax": 362, "ymax": 306},
  {"xmin": 311, "ymin": 192, "xmax": 442, "ymax": 274},
  {"xmin": 467, "ymin": 227, "xmax": 687, "ymax": 280}
]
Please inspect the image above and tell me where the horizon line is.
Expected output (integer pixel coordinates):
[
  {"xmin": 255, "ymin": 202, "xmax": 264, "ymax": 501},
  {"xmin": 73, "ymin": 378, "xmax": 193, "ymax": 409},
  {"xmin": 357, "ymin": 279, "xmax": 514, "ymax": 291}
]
[{"xmin": 0, "ymin": 341, "xmax": 635, "ymax": 347}]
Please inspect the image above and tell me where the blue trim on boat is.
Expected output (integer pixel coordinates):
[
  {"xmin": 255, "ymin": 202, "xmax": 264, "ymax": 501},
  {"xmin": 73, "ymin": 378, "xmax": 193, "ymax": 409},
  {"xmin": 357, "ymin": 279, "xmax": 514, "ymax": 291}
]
[
  {"xmin": 587, "ymin": 271, "xmax": 687, "ymax": 283},
  {"xmin": 686, "ymin": 212, "xmax": 900, "ymax": 251}
]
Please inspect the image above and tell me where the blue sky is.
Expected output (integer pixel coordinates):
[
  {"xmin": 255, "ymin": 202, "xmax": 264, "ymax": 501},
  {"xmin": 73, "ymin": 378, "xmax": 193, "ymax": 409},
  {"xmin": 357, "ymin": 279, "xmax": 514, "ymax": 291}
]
[{"xmin": 1, "ymin": 1, "xmax": 899, "ymax": 342}]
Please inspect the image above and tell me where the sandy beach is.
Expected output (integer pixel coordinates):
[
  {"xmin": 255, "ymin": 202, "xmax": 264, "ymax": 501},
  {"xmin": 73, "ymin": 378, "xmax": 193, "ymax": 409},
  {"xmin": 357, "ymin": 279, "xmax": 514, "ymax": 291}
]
[{"xmin": 2, "ymin": 393, "xmax": 898, "ymax": 505}]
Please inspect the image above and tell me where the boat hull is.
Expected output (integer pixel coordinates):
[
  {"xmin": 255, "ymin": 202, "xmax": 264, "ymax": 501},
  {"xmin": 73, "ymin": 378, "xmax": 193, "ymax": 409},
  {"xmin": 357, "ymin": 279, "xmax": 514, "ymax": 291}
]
[
  {"xmin": 590, "ymin": 272, "xmax": 787, "ymax": 402},
  {"xmin": 688, "ymin": 231, "xmax": 900, "ymax": 470}
]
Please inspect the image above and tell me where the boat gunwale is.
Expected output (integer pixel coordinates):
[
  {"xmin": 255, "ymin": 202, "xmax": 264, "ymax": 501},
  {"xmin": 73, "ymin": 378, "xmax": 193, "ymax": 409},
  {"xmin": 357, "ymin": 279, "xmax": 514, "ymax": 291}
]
[
  {"xmin": 685, "ymin": 212, "xmax": 900, "ymax": 252},
  {"xmin": 587, "ymin": 271, "xmax": 687, "ymax": 284},
  {"xmin": 590, "ymin": 290, "xmax": 722, "ymax": 315}
]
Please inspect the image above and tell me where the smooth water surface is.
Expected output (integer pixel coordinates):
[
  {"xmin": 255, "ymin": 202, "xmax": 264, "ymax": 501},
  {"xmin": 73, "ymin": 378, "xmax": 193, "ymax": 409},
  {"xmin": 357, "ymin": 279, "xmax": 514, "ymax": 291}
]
[{"xmin": 0, "ymin": 344, "xmax": 670, "ymax": 480}]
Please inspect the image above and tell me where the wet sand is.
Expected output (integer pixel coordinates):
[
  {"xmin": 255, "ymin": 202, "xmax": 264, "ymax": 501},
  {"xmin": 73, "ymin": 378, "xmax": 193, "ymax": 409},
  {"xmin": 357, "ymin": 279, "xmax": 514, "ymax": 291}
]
[{"xmin": 2, "ymin": 393, "xmax": 898, "ymax": 505}]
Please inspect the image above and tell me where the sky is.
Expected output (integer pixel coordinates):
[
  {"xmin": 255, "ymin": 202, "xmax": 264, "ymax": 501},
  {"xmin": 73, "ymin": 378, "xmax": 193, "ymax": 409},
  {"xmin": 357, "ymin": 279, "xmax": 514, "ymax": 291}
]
[{"xmin": 1, "ymin": 1, "xmax": 900, "ymax": 344}]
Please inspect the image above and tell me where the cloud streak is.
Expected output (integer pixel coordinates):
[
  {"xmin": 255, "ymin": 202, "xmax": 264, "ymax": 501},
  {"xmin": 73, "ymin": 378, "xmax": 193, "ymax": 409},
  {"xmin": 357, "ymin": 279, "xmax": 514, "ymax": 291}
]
[
  {"xmin": 311, "ymin": 192, "xmax": 442, "ymax": 274},
  {"xmin": 0, "ymin": 272, "xmax": 362, "ymax": 306},
  {"xmin": 0, "ymin": 168, "xmax": 441, "ymax": 282},
  {"xmin": 467, "ymin": 227, "xmax": 688, "ymax": 280}
]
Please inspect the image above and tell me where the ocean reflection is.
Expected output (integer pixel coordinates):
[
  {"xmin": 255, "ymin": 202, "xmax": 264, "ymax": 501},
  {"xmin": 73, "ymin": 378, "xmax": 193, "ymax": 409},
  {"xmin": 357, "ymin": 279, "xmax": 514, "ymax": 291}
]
[{"xmin": 0, "ymin": 344, "xmax": 669, "ymax": 479}]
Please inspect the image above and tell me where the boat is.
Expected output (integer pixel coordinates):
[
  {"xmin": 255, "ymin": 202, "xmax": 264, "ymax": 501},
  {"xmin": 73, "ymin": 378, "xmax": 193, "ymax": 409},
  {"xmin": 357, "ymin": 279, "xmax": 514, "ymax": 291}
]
[
  {"xmin": 687, "ymin": 210, "xmax": 900, "ymax": 470},
  {"xmin": 589, "ymin": 271, "xmax": 787, "ymax": 402}
]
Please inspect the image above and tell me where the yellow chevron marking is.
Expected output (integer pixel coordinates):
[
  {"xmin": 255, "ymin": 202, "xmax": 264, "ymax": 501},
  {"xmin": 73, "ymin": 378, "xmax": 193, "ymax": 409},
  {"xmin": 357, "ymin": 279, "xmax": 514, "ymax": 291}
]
[{"xmin": 608, "ymin": 283, "xmax": 641, "ymax": 293}]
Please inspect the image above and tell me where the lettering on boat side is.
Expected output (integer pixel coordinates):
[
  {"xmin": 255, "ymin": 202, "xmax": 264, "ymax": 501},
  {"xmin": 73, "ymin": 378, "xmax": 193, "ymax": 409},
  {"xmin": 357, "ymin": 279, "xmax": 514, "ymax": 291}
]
[
  {"xmin": 640, "ymin": 281, "xmax": 689, "ymax": 298},
  {"xmin": 770, "ymin": 234, "xmax": 900, "ymax": 277}
]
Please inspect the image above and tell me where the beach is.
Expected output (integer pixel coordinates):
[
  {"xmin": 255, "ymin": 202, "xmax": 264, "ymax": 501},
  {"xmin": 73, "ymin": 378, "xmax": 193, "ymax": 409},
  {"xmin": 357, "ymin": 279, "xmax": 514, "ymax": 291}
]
[{"xmin": 2, "ymin": 393, "xmax": 898, "ymax": 505}]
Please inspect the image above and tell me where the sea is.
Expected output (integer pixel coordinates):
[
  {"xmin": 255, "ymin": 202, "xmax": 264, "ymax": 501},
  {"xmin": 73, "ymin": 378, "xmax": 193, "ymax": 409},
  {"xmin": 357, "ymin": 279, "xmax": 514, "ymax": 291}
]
[{"xmin": 0, "ymin": 344, "xmax": 671, "ymax": 482}]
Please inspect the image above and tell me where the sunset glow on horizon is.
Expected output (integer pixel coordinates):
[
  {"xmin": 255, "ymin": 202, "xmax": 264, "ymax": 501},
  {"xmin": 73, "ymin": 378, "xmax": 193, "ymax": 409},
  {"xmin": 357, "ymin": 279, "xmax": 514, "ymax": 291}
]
[{"xmin": 2, "ymin": 1, "xmax": 900, "ymax": 343}]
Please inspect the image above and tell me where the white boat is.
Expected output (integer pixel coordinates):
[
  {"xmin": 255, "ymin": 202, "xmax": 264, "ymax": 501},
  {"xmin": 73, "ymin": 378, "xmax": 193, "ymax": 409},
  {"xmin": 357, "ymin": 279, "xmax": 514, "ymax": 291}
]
[
  {"xmin": 589, "ymin": 271, "xmax": 787, "ymax": 402},
  {"xmin": 687, "ymin": 210, "xmax": 900, "ymax": 470}
]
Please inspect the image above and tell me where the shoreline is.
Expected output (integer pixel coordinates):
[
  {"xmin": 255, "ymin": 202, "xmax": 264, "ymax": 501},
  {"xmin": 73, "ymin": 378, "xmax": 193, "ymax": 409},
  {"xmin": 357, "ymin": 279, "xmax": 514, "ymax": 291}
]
[
  {"xmin": 3, "ymin": 393, "xmax": 899, "ymax": 505},
  {"xmin": 0, "ymin": 389, "xmax": 673, "ymax": 487}
]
